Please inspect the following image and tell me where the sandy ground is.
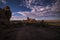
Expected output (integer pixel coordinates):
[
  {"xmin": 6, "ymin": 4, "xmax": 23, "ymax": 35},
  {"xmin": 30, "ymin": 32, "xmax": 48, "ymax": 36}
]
[
  {"xmin": 0, "ymin": 26, "xmax": 60, "ymax": 40},
  {"xmin": 16, "ymin": 26, "xmax": 60, "ymax": 40}
]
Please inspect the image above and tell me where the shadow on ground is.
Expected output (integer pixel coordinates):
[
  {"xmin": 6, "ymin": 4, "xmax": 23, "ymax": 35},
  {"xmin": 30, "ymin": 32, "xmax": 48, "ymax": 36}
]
[{"xmin": 0, "ymin": 24, "xmax": 60, "ymax": 40}]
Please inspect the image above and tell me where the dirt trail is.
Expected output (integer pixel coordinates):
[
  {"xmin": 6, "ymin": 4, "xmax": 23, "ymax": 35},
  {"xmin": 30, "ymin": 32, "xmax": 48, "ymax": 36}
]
[
  {"xmin": 16, "ymin": 26, "xmax": 60, "ymax": 40},
  {"xmin": 0, "ymin": 26, "xmax": 60, "ymax": 40}
]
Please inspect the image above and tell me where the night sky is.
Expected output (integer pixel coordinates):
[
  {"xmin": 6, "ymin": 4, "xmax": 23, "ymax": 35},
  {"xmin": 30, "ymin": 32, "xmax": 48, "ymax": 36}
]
[{"xmin": 0, "ymin": 0, "xmax": 60, "ymax": 20}]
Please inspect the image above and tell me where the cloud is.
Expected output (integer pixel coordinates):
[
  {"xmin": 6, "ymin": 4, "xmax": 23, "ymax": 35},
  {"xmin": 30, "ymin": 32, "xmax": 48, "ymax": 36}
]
[
  {"xmin": 51, "ymin": 0, "xmax": 60, "ymax": 12},
  {"xmin": 11, "ymin": 12, "xmax": 27, "ymax": 20},
  {"xmin": 10, "ymin": 16, "xmax": 27, "ymax": 20},
  {"xmin": 0, "ymin": 0, "xmax": 6, "ymax": 4},
  {"xmin": 11, "ymin": 0, "xmax": 60, "ymax": 20}
]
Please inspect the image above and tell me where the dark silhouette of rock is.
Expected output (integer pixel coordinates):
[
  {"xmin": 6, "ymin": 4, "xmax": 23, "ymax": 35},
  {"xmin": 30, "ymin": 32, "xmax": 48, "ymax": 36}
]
[
  {"xmin": 3, "ymin": 6, "xmax": 12, "ymax": 21},
  {"xmin": 0, "ymin": 8, "xmax": 6, "ymax": 19},
  {"xmin": 0, "ymin": 8, "xmax": 3, "ymax": 18},
  {"xmin": 0, "ymin": 6, "xmax": 12, "ymax": 25},
  {"xmin": 0, "ymin": 6, "xmax": 12, "ymax": 21}
]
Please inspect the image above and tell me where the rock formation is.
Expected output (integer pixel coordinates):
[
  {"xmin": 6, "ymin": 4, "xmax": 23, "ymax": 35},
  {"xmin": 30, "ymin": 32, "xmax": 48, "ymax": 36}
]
[
  {"xmin": 0, "ymin": 8, "xmax": 6, "ymax": 19},
  {"xmin": 3, "ymin": 6, "xmax": 12, "ymax": 21},
  {"xmin": 0, "ymin": 6, "xmax": 12, "ymax": 24}
]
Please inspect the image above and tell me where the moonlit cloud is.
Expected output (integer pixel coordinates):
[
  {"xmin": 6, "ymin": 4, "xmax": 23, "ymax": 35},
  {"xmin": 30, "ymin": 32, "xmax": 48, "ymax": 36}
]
[
  {"xmin": 0, "ymin": 0, "xmax": 60, "ymax": 20},
  {"xmin": 10, "ymin": 0, "xmax": 60, "ymax": 20},
  {"xmin": 0, "ymin": 0, "xmax": 6, "ymax": 4},
  {"xmin": 10, "ymin": 12, "xmax": 27, "ymax": 20},
  {"xmin": 51, "ymin": 0, "xmax": 60, "ymax": 12},
  {"xmin": 10, "ymin": 16, "xmax": 27, "ymax": 20},
  {"xmin": 14, "ymin": 0, "xmax": 60, "ymax": 20}
]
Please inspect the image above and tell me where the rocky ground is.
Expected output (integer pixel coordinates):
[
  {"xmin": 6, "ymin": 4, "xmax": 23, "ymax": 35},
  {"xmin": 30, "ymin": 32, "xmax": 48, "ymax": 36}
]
[{"xmin": 0, "ymin": 24, "xmax": 60, "ymax": 40}]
